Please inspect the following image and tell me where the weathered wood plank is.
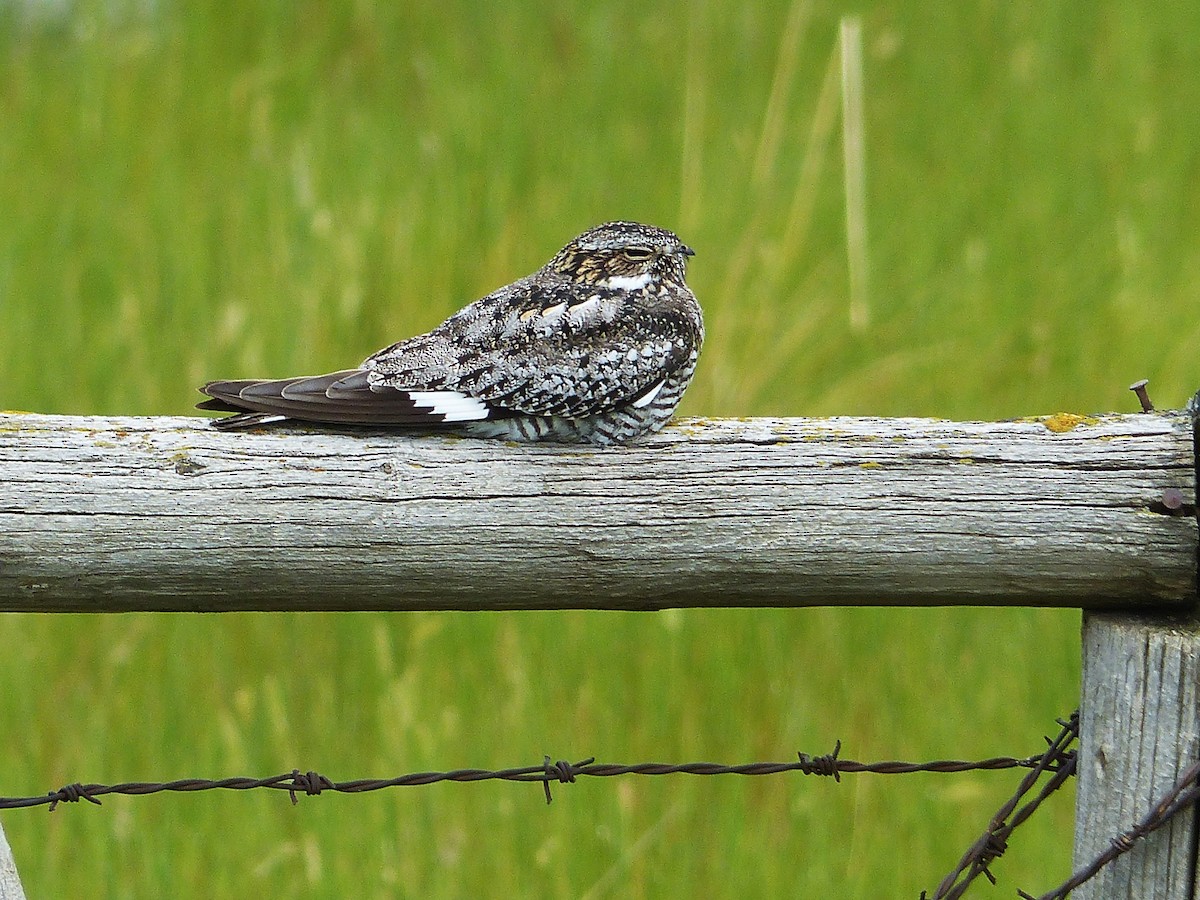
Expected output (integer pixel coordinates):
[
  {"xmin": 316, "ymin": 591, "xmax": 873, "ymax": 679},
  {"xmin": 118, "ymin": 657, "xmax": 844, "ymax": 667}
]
[
  {"xmin": 0, "ymin": 820, "xmax": 24, "ymax": 900},
  {"xmin": 1072, "ymin": 613, "xmax": 1200, "ymax": 900},
  {"xmin": 0, "ymin": 412, "xmax": 1194, "ymax": 612}
]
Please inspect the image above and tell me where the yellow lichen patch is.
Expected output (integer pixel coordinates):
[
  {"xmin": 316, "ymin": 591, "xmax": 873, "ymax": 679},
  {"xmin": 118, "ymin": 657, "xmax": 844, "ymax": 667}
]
[
  {"xmin": 1040, "ymin": 413, "xmax": 1099, "ymax": 433},
  {"xmin": 859, "ymin": 461, "xmax": 883, "ymax": 469},
  {"xmin": 670, "ymin": 421, "xmax": 709, "ymax": 437}
]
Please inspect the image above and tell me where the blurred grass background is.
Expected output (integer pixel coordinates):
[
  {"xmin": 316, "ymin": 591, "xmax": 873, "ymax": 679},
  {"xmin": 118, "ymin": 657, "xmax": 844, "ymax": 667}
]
[{"xmin": 0, "ymin": 0, "xmax": 1197, "ymax": 895}]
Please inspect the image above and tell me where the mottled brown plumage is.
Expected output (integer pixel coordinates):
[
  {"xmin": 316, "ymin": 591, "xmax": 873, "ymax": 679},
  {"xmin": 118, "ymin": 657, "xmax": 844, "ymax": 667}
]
[{"xmin": 199, "ymin": 221, "xmax": 703, "ymax": 445}]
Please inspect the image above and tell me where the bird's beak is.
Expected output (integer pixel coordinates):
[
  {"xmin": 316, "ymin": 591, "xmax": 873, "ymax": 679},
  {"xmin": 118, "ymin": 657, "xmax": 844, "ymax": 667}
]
[{"xmin": 678, "ymin": 244, "xmax": 695, "ymax": 257}]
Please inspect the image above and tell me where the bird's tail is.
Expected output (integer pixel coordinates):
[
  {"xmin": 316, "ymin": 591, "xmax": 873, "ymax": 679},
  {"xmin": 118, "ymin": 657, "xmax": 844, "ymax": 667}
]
[{"xmin": 197, "ymin": 370, "xmax": 497, "ymax": 429}]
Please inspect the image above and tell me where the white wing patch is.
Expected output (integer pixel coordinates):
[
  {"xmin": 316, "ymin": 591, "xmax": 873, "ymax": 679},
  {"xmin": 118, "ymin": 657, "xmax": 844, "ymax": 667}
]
[
  {"xmin": 631, "ymin": 379, "xmax": 666, "ymax": 408},
  {"xmin": 408, "ymin": 390, "xmax": 490, "ymax": 421}
]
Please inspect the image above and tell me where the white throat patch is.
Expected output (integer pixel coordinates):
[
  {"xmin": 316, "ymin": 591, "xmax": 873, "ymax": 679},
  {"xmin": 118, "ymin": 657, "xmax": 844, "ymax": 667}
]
[{"xmin": 599, "ymin": 272, "xmax": 653, "ymax": 291}]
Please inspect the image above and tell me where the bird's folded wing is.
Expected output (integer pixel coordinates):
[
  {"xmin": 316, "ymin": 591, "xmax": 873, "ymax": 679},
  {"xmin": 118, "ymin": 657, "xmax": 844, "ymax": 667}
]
[{"xmin": 365, "ymin": 286, "xmax": 697, "ymax": 419}]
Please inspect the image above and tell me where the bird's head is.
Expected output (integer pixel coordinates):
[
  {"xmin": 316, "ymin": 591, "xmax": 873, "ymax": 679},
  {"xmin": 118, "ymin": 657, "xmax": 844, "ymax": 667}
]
[{"xmin": 547, "ymin": 221, "xmax": 695, "ymax": 290}]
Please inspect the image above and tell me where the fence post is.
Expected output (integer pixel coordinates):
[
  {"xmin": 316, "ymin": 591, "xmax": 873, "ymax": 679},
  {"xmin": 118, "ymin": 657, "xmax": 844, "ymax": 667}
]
[
  {"xmin": 1072, "ymin": 612, "xmax": 1200, "ymax": 899},
  {"xmin": 0, "ymin": 821, "xmax": 24, "ymax": 900}
]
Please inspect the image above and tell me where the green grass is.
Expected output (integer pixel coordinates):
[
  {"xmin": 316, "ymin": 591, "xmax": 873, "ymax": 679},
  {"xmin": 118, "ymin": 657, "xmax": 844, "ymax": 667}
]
[{"xmin": 1, "ymin": 0, "xmax": 1197, "ymax": 895}]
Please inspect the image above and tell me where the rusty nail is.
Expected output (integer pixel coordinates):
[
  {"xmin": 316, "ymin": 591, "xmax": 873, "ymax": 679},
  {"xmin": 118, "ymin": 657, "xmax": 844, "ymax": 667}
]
[{"xmin": 1129, "ymin": 379, "xmax": 1154, "ymax": 413}]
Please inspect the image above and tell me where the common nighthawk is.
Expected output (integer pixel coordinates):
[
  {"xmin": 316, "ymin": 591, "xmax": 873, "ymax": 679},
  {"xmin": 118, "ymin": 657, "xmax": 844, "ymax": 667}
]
[{"xmin": 198, "ymin": 221, "xmax": 704, "ymax": 445}]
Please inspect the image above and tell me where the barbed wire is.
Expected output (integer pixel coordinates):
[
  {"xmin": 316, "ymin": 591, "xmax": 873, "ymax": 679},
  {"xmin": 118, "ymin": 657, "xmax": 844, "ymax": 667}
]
[
  {"xmin": 5, "ymin": 708, "xmax": 1198, "ymax": 897},
  {"xmin": 924, "ymin": 712, "xmax": 1079, "ymax": 899},
  {"xmin": 1019, "ymin": 753, "xmax": 1200, "ymax": 900},
  {"xmin": 0, "ymin": 743, "xmax": 1061, "ymax": 812}
]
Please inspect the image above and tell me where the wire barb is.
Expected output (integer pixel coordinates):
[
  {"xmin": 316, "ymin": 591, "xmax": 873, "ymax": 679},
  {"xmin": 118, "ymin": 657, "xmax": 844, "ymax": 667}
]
[
  {"xmin": 288, "ymin": 770, "xmax": 333, "ymax": 805},
  {"xmin": 797, "ymin": 739, "xmax": 842, "ymax": 781},
  {"xmin": 541, "ymin": 757, "xmax": 594, "ymax": 804},
  {"xmin": 47, "ymin": 783, "xmax": 103, "ymax": 811}
]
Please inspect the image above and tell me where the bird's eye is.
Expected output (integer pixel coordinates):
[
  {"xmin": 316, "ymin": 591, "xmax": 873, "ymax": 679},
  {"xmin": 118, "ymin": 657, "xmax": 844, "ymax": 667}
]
[{"xmin": 622, "ymin": 248, "xmax": 655, "ymax": 261}]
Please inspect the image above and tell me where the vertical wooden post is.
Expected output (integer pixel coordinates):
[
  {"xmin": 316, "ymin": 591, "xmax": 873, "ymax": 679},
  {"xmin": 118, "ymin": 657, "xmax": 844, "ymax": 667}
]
[
  {"xmin": 0, "ymin": 820, "xmax": 24, "ymax": 900},
  {"xmin": 1072, "ymin": 612, "xmax": 1200, "ymax": 899}
]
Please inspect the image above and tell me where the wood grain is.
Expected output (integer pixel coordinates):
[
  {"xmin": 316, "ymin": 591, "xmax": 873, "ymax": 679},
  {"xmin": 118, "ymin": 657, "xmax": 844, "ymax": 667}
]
[
  {"xmin": 0, "ymin": 412, "xmax": 1194, "ymax": 612},
  {"xmin": 0, "ymin": 821, "xmax": 23, "ymax": 900},
  {"xmin": 1072, "ymin": 613, "xmax": 1200, "ymax": 899}
]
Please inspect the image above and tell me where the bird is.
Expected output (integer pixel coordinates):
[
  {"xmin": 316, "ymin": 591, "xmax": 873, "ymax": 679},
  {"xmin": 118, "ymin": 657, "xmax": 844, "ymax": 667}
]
[{"xmin": 197, "ymin": 221, "xmax": 704, "ymax": 445}]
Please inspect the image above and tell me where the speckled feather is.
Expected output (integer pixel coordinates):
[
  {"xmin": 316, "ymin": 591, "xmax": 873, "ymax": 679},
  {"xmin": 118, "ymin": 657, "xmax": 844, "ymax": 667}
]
[{"xmin": 198, "ymin": 221, "xmax": 704, "ymax": 445}]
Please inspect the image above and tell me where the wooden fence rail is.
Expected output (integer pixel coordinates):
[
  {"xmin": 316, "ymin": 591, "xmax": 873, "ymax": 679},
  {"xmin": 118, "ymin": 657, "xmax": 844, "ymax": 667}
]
[
  {"xmin": 0, "ymin": 411, "xmax": 1194, "ymax": 612},
  {"xmin": 0, "ymin": 409, "xmax": 1198, "ymax": 898}
]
